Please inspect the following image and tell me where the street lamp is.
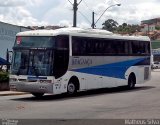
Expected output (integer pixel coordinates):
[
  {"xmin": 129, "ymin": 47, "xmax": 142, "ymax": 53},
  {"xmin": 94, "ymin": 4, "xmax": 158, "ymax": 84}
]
[
  {"xmin": 6, "ymin": 49, "xmax": 12, "ymax": 72},
  {"xmin": 91, "ymin": 3, "xmax": 121, "ymax": 29}
]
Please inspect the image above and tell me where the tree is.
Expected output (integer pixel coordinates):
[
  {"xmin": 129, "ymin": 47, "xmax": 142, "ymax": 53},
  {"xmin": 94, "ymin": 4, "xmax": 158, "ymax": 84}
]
[
  {"xmin": 116, "ymin": 23, "xmax": 141, "ymax": 34},
  {"xmin": 155, "ymin": 26, "xmax": 160, "ymax": 30},
  {"xmin": 102, "ymin": 19, "xmax": 141, "ymax": 34},
  {"xmin": 122, "ymin": 23, "xmax": 127, "ymax": 28},
  {"xmin": 102, "ymin": 19, "xmax": 118, "ymax": 32}
]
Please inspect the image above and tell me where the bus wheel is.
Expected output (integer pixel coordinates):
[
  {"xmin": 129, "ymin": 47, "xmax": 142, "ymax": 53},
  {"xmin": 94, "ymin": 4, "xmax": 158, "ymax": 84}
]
[
  {"xmin": 127, "ymin": 74, "xmax": 136, "ymax": 89},
  {"xmin": 32, "ymin": 93, "xmax": 44, "ymax": 98},
  {"xmin": 67, "ymin": 81, "xmax": 77, "ymax": 95}
]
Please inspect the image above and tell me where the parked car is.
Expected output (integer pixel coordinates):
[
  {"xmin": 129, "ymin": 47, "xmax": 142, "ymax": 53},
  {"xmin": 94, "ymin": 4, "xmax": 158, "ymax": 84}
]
[{"xmin": 152, "ymin": 62, "xmax": 160, "ymax": 69}]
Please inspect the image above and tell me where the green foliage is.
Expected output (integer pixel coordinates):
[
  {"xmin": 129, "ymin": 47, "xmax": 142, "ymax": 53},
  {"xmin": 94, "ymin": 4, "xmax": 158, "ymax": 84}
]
[
  {"xmin": 0, "ymin": 72, "xmax": 9, "ymax": 82},
  {"xmin": 102, "ymin": 19, "xmax": 141, "ymax": 34},
  {"xmin": 116, "ymin": 23, "xmax": 141, "ymax": 34},
  {"xmin": 102, "ymin": 19, "xmax": 118, "ymax": 32},
  {"xmin": 151, "ymin": 40, "xmax": 160, "ymax": 49},
  {"xmin": 155, "ymin": 26, "xmax": 160, "ymax": 30}
]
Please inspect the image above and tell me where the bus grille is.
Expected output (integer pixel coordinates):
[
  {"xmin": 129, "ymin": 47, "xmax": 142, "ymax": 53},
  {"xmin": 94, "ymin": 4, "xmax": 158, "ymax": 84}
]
[
  {"xmin": 144, "ymin": 67, "xmax": 149, "ymax": 80},
  {"xmin": 18, "ymin": 79, "xmax": 37, "ymax": 82}
]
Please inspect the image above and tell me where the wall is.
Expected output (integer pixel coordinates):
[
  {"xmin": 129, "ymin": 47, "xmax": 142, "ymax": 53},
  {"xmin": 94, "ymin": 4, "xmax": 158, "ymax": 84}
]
[
  {"xmin": 141, "ymin": 25, "xmax": 156, "ymax": 33},
  {"xmin": 0, "ymin": 22, "xmax": 30, "ymax": 60}
]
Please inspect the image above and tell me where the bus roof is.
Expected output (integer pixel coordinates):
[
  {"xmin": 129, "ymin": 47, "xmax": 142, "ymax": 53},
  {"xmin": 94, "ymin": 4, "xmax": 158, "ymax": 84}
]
[{"xmin": 17, "ymin": 27, "xmax": 150, "ymax": 41}]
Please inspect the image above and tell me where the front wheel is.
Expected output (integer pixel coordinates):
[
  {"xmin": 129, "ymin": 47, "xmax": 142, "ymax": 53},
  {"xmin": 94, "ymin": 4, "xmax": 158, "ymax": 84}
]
[
  {"xmin": 32, "ymin": 93, "xmax": 44, "ymax": 98},
  {"xmin": 67, "ymin": 82, "xmax": 77, "ymax": 95}
]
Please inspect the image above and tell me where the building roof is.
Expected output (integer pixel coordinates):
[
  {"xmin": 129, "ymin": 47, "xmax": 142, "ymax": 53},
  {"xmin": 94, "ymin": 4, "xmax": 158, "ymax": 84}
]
[
  {"xmin": 141, "ymin": 18, "xmax": 160, "ymax": 24},
  {"xmin": 0, "ymin": 21, "xmax": 30, "ymax": 29}
]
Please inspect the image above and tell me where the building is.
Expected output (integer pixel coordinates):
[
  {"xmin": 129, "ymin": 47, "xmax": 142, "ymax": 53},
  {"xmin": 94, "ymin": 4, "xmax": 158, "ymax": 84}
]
[
  {"xmin": 0, "ymin": 21, "xmax": 30, "ymax": 62},
  {"xmin": 28, "ymin": 25, "xmax": 64, "ymax": 30},
  {"xmin": 141, "ymin": 18, "xmax": 160, "ymax": 33}
]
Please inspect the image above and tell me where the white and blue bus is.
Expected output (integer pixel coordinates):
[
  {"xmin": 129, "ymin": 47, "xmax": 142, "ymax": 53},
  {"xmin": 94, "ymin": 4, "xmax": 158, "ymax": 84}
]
[{"xmin": 10, "ymin": 28, "xmax": 151, "ymax": 97}]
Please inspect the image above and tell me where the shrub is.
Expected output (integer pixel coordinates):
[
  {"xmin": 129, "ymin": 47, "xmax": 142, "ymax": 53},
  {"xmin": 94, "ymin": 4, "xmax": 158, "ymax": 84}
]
[{"xmin": 0, "ymin": 71, "xmax": 9, "ymax": 83}]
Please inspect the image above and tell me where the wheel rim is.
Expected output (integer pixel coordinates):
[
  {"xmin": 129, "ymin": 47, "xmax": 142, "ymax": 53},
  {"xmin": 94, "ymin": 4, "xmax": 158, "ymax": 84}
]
[
  {"xmin": 68, "ymin": 83, "xmax": 75, "ymax": 94},
  {"xmin": 130, "ymin": 79, "xmax": 134, "ymax": 87}
]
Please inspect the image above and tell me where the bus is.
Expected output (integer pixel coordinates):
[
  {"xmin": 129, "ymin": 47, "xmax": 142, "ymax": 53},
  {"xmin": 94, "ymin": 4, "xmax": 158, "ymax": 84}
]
[{"xmin": 9, "ymin": 28, "xmax": 151, "ymax": 97}]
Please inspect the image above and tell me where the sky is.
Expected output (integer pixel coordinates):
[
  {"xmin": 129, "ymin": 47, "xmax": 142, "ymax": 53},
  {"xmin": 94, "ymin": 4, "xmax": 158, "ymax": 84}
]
[{"xmin": 0, "ymin": 0, "xmax": 160, "ymax": 28}]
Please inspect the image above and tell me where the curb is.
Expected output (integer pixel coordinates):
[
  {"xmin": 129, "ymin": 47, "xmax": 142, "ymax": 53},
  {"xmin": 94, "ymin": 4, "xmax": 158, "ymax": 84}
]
[{"xmin": 0, "ymin": 92, "xmax": 29, "ymax": 96}]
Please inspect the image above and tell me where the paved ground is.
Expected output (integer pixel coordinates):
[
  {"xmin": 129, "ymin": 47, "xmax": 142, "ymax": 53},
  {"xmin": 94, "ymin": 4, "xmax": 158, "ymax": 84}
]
[{"xmin": 0, "ymin": 70, "xmax": 160, "ymax": 119}]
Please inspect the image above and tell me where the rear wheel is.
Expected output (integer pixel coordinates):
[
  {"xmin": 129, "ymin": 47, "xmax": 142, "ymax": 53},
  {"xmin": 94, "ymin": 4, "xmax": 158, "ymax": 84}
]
[
  {"xmin": 32, "ymin": 93, "xmax": 44, "ymax": 98},
  {"xmin": 127, "ymin": 74, "xmax": 136, "ymax": 89}
]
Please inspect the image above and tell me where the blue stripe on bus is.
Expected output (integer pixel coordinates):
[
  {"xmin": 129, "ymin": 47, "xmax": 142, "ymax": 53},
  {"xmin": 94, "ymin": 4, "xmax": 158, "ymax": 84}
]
[{"xmin": 73, "ymin": 58, "xmax": 149, "ymax": 79}]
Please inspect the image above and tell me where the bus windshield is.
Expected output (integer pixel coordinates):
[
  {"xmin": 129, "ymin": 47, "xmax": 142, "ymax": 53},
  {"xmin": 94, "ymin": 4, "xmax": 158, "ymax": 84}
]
[
  {"xmin": 11, "ymin": 49, "xmax": 53, "ymax": 76},
  {"xmin": 11, "ymin": 36, "xmax": 55, "ymax": 76},
  {"xmin": 11, "ymin": 35, "xmax": 70, "ymax": 77}
]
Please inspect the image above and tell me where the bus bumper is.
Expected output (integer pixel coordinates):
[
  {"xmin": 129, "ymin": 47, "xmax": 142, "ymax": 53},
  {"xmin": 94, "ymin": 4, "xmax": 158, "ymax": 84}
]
[{"xmin": 9, "ymin": 82, "xmax": 53, "ymax": 94}]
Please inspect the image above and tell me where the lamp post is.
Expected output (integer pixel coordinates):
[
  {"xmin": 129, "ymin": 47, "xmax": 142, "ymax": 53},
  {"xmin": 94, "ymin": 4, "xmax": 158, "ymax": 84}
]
[
  {"xmin": 6, "ymin": 49, "xmax": 12, "ymax": 72},
  {"xmin": 91, "ymin": 3, "xmax": 121, "ymax": 29}
]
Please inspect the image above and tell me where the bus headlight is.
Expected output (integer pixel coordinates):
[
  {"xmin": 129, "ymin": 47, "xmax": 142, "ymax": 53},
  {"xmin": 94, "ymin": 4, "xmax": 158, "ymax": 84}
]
[{"xmin": 10, "ymin": 78, "xmax": 17, "ymax": 82}]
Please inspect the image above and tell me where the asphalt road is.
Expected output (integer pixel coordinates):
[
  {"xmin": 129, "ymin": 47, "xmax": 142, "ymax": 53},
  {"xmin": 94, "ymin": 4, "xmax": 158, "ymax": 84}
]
[{"xmin": 1, "ymin": 70, "xmax": 160, "ymax": 119}]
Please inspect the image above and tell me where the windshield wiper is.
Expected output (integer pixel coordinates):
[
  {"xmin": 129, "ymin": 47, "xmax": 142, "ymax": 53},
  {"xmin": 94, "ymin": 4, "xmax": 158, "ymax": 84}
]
[
  {"xmin": 16, "ymin": 66, "xmax": 24, "ymax": 76},
  {"xmin": 16, "ymin": 67, "xmax": 20, "ymax": 76},
  {"xmin": 29, "ymin": 65, "xmax": 39, "ymax": 77}
]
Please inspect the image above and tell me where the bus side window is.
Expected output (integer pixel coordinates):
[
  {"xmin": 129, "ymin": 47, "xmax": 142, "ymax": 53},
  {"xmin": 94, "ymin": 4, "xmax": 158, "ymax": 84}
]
[
  {"xmin": 128, "ymin": 41, "xmax": 132, "ymax": 54},
  {"xmin": 72, "ymin": 37, "xmax": 88, "ymax": 56},
  {"xmin": 124, "ymin": 41, "xmax": 129, "ymax": 54},
  {"xmin": 147, "ymin": 42, "xmax": 151, "ymax": 54},
  {"xmin": 72, "ymin": 37, "xmax": 81, "ymax": 56},
  {"xmin": 81, "ymin": 39, "xmax": 87, "ymax": 55},
  {"xmin": 131, "ymin": 41, "xmax": 140, "ymax": 54},
  {"xmin": 54, "ymin": 35, "xmax": 69, "ymax": 79},
  {"xmin": 56, "ymin": 36, "xmax": 69, "ymax": 50},
  {"xmin": 105, "ymin": 42, "xmax": 113, "ymax": 54}
]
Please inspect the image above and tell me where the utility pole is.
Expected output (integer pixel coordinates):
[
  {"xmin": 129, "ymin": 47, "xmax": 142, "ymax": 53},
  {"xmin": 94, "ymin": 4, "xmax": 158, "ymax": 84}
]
[
  {"xmin": 92, "ymin": 4, "xmax": 121, "ymax": 29},
  {"xmin": 6, "ymin": 49, "xmax": 12, "ymax": 72},
  {"xmin": 67, "ymin": 0, "xmax": 82, "ymax": 27},
  {"xmin": 91, "ymin": 11, "xmax": 95, "ymax": 29},
  {"xmin": 73, "ymin": 0, "xmax": 78, "ymax": 27},
  {"xmin": 6, "ymin": 49, "xmax": 9, "ymax": 72}
]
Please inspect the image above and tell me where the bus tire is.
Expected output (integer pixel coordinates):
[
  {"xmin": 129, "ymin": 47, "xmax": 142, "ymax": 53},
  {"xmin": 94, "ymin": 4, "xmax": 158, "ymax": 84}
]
[
  {"xmin": 67, "ymin": 82, "xmax": 77, "ymax": 95},
  {"xmin": 32, "ymin": 93, "xmax": 44, "ymax": 98},
  {"xmin": 127, "ymin": 74, "xmax": 136, "ymax": 89}
]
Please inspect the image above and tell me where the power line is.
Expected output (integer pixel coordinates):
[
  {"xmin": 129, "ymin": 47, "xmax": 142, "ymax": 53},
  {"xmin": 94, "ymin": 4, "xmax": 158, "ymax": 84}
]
[
  {"xmin": 78, "ymin": 10, "xmax": 91, "ymax": 24},
  {"xmin": 82, "ymin": 0, "xmax": 93, "ymax": 12},
  {"xmin": 67, "ymin": 0, "xmax": 73, "ymax": 5},
  {"xmin": 78, "ymin": 0, "xmax": 83, "ymax": 5},
  {"xmin": 67, "ymin": 0, "xmax": 83, "ymax": 6}
]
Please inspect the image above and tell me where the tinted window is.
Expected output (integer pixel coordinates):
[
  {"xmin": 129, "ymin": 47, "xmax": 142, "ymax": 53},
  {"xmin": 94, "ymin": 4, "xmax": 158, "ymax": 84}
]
[
  {"xmin": 72, "ymin": 37, "xmax": 129, "ymax": 56},
  {"xmin": 131, "ymin": 41, "xmax": 150, "ymax": 55},
  {"xmin": 72, "ymin": 36, "xmax": 150, "ymax": 56},
  {"xmin": 54, "ymin": 35, "xmax": 69, "ymax": 79},
  {"xmin": 56, "ymin": 35, "xmax": 69, "ymax": 50}
]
